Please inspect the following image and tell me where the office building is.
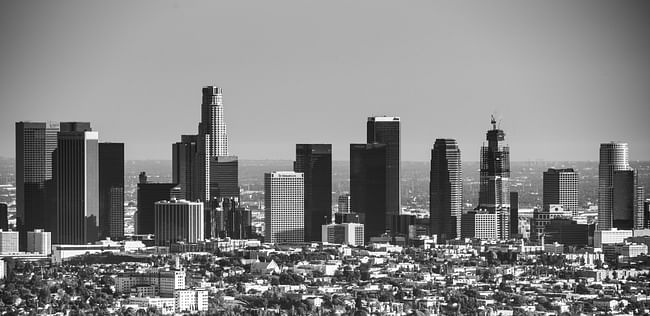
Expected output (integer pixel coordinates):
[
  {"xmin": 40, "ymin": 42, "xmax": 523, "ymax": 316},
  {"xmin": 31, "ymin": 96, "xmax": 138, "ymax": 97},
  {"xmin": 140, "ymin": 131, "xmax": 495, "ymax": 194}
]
[
  {"xmin": 99, "ymin": 143, "xmax": 124, "ymax": 239},
  {"xmin": 643, "ymin": 199, "xmax": 650, "ymax": 228},
  {"xmin": 335, "ymin": 212, "xmax": 365, "ymax": 224},
  {"xmin": 15, "ymin": 121, "xmax": 59, "ymax": 249},
  {"xmin": 543, "ymin": 168, "xmax": 579, "ymax": 216},
  {"xmin": 0, "ymin": 230, "xmax": 19, "ymax": 254},
  {"xmin": 610, "ymin": 170, "xmax": 646, "ymax": 230},
  {"xmin": 136, "ymin": 172, "xmax": 182, "ymax": 235},
  {"xmin": 207, "ymin": 156, "xmax": 239, "ymax": 238},
  {"xmin": 477, "ymin": 116, "xmax": 511, "ymax": 239},
  {"xmin": 27, "ymin": 229, "xmax": 51, "ymax": 255},
  {"xmin": 221, "ymin": 198, "xmax": 252, "ymax": 239},
  {"xmin": 264, "ymin": 172, "xmax": 304, "ymax": 244},
  {"xmin": 543, "ymin": 218, "xmax": 590, "ymax": 247},
  {"xmin": 0, "ymin": 203, "xmax": 7, "ymax": 230},
  {"xmin": 350, "ymin": 143, "xmax": 387, "ymax": 239},
  {"xmin": 461, "ymin": 212, "xmax": 498, "ymax": 240},
  {"xmin": 154, "ymin": 199, "xmax": 204, "ymax": 246},
  {"xmin": 172, "ymin": 135, "xmax": 198, "ymax": 200},
  {"xmin": 54, "ymin": 122, "xmax": 99, "ymax": 244},
  {"xmin": 366, "ymin": 116, "xmax": 401, "ymax": 216},
  {"xmin": 531, "ymin": 205, "xmax": 572, "ymax": 241},
  {"xmin": 196, "ymin": 86, "xmax": 229, "ymax": 202},
  {"xmin": 510, "ymin": 192, "xmax": 519, "ymax": 236},
  {"xmin": 429, "ymin": 139, "xmax": 462, "ymax": 241},
  {"xmin": 594, "ymin": 229, "xmax": 633, "ymax": 248},
  {"xmin": 598, "ymin": 142, "xmax": 632, "ymax": 230},
  {"xmin": 294, "ymin": 144, "xmax": 332, "ymax": 242},
  {"xmin": 338, "ymin": 193, "xmax": 351, "ymax": 213},
  {"xmin": 321, "ymin": 223, "xmax": 364, "ymax": 246},
  {"xmin": 209, "ymin": 156, "xmax": 239, "ymax": 201}
]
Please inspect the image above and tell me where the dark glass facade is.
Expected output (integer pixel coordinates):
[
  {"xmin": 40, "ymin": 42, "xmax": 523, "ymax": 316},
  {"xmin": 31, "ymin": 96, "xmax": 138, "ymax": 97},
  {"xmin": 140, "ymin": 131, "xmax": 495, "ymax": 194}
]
[
  {"xmin": 294, "ymin": 144, "xmax": 332, "ymax": 242},
  {"xmin": 55, "ymin": 122, "xmax": 99, "ymax": 244},
  {"xmin": 15, "ymin": 121, "xmax": 59, "ymax": 249},
  {"xmin": 99, "ymin": 143, "xmax": 124, "ymax": 239},
  {"xmin": 350, "ymin": 143, "xmax": 387, "ymax": 239},
  {"xmin": 0, "ymin": 203, "xmax": 7, "ymax": 230},
  {"xmin": 136, "ymin": 178, "xmax": 181, "ymax": 235},
  {"xmin": 510, "ymin": 192, "xmax": 519, "ymax": 236},
  {"xmin": 429, "ymin": 139, "xmax": 462, "ymax": 242},
  {"xmin": 367, "ymin": 117, "xmax": 400, "ymax": 216}
]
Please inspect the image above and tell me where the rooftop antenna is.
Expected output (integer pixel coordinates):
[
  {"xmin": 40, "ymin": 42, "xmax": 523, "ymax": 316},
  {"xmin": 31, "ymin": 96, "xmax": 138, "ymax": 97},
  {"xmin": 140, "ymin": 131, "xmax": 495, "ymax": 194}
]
[{"xmin": 490, "ymin": 114, "xmax": 497, "ymax": 130}]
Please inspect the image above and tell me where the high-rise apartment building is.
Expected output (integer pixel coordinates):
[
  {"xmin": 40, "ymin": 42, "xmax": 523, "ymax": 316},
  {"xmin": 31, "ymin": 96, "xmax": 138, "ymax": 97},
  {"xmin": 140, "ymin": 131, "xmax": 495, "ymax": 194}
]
[
  {"xmin": 99, "ymin": 143, "xmax": 124, "ymax": 239},
  {"xmin": 154, "ymin": 199, "xmax": 204, "ymax": 246},
  {"xmin": 15, "ymin": 121, "xmax": 59, "ymax": 249},
  {"xmin": 294, "ymin": 144, "xmax": 332, "ymax": 242},
  {"xmin": 264, "ymin": 172, "xmax": 304, "ymax": 244},
  {"xmin": 350, "ymin": 143, "xmax": 387, "ymax": 239},
  {"xmin": 54, "ymin": 122, "xmax": 99, "ymax": 244},
  {"xmin": 429, "ymin": 139, "xmax": 462, "ymax": 242},
  {"xmin": 367, "ymin": 117, "xmax": 401, "ymax": 216},
  {"xmin": 598, "ymin": 142, "xmax": 632, "ymax": 230},
  {"xmin": 477, "ymin": 116, "xmax": 511, "ymax": 240},
  {"xmin": 543, "ymin": 168, "xmax": 579, "ymax": 216}
]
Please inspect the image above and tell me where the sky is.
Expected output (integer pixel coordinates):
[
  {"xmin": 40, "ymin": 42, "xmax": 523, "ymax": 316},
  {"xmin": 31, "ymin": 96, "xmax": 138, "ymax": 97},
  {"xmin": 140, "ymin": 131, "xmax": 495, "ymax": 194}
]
[{"xmin": 1, "ymin": 0, "xmax": 649, "ymax": 162}]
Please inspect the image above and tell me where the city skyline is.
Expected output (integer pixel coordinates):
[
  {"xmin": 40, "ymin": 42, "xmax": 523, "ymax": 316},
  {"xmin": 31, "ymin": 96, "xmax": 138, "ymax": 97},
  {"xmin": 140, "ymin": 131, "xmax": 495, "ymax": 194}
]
[{"xmin": 1, "ymin": 1, "xmax": 649, "ymax": 162}]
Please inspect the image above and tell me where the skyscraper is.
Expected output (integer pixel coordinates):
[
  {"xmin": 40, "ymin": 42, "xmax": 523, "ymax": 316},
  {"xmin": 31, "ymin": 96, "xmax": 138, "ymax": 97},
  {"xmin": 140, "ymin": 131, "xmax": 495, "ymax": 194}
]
[
  {"xmin": 350, "ymin": 143, "xmax": 387, "ymax": 239},
  {"xmin": 154, "ymin": 199, "xmax": 204, "ymax": 246},
  {"xmin": 209, "ymin": 156, "xmax": 239, "ymax": 201},
  {"xmin": 136, "ymin": 172, "xmax": 182, "ymax": 235},
  {"xmin": 197, "ymin": 86, "xmax": 229, "ymax": 202},
  {"xmin": 15, "ymin": 121, "xmax": 59, "ymax": 249},
  {"xmin": 643, "ymin": 199, "xmax": 650, "ymax": 228},
  {"xmin": 0, "ymin": 203, "xmax": 7, "ymax": 230},
  {"xmin": 429, "ymin": 139, "xmax": 462, "ymax": 242},
  {"xmin": 54, "ymin": 122, "xmax": 99, "ymax": 244},
  {"xmin": 611, "ymin": 170, "xmax": 645, "ymax": 230},
  {"xmin": 543, "ymin": 168, "xmax": 579, "ymax": 216},
  {"xmin": 294, "ymin": 144, "xmax": 332, "ymax": 242},
  {"xmin": 367, "ymin": 117, "xmax": 401, "ymax": 216},
  {"xmin": 598, "ymin": 142, "xmax": 631, "ymax": 230},
  {"xmin": 99, "ymin": 143, "xmax": 124, "ymax": 240},
  {"xmin": 477, "ymin": 116, "xmax": 510, "ymax": 240},
  {"xmin": 172, "ymin": 135, "xmax": 198, "ymax": 200},
  {"xmin": 264, "ymin": 172, "xmax": 304, "ymax": 244},
  {"xmin": 510, "ymin": 192, "xmax": 519, "ymax": 236}
]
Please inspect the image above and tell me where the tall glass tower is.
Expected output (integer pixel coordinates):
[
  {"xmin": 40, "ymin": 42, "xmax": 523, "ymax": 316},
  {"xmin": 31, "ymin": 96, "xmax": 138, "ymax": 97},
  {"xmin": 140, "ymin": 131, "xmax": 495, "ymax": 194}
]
[
  {"xmin": 294, "ymin": 144, "xmax": 332, "ymax": 242},
  {"xmin": 367, "ymin": 117, "xmax": 401, "ymax": 216},
  {"xmin": 55, "ymin": 122, "xmax": 99, "ymax": 244},
  {"xmin": 598, "ymin": 142, "xmax": 631, "ymax": 230},
  {"xmin": 478, "ymin": 116, "xmax": 510, "ymax": 239},
  {"xmin": 429, "ymin": 139, "xmax": 462, "ymax": 242},
  {"xmin": 15, "ymin": 121, "xmax": 59, "ymax": 250}
]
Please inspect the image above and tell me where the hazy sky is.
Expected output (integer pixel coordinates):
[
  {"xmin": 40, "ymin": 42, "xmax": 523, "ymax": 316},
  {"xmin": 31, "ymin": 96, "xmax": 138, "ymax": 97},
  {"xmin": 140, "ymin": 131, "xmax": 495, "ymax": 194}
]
[{"xmin": 1, "ymin": 1, "xmax": 648, "ymax": 161}]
